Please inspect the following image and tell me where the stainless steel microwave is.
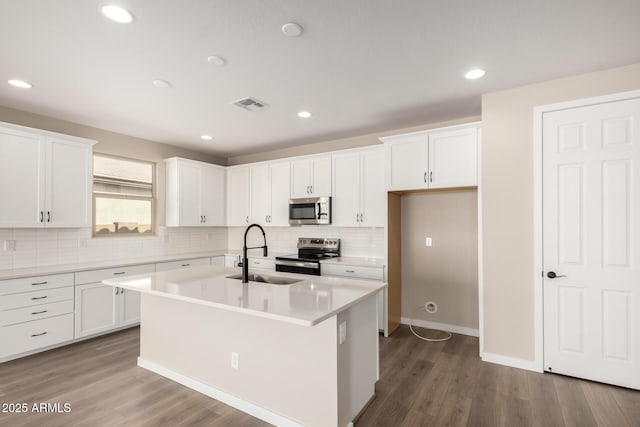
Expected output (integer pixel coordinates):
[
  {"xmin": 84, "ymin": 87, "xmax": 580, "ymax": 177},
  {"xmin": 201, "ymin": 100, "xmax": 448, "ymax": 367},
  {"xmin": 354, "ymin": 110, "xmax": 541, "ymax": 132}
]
[{"xmin": 288, "ymin": 197, "xmax": 331, "ymax": 225}]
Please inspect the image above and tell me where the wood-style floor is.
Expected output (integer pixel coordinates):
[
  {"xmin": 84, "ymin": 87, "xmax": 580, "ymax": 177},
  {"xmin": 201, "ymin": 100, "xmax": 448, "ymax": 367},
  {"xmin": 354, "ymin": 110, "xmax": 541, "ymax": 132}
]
[{"xmin": 0, "ymin": 326, "xmax": 638, "ymax": 427}]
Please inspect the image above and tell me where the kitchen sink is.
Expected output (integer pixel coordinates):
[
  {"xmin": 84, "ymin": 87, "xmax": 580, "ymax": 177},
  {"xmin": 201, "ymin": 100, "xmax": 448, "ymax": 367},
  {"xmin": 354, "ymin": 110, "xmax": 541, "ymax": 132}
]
[{"xmin": 226, "ymin": 273, "xmax": 302, "ymax": 285}]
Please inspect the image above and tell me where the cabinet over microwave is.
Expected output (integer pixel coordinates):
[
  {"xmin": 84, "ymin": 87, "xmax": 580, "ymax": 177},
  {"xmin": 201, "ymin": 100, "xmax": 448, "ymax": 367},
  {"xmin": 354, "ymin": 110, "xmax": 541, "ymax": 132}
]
[{"xmin": 289, "ymin": 197, "xmax": 331, "ymax": 225}]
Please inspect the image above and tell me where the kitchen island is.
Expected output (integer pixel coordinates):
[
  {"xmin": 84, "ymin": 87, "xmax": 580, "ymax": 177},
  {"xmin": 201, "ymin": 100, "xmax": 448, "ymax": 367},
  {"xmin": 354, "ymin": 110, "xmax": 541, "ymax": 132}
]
[{"xmin": 103, "ymin": 265, "xmax": 386, "ymax": 427}]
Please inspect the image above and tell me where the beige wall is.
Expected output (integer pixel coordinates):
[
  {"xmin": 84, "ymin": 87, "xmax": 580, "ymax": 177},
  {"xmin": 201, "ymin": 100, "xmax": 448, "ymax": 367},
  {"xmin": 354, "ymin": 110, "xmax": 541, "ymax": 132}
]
[
  {"xmin": 228, "ymin": 116, "xmax": 480, "ymax": 165},
  {"xmin": 401, "ymin": 190, "xmax": 478, "ymax": 329},
  {"xmin": 481, "ymin": 62, "xmax": 640, "ymax": 360},
  {"xmin": 0, "ymin": 106, "xmax": 226, "ymax": 226}
]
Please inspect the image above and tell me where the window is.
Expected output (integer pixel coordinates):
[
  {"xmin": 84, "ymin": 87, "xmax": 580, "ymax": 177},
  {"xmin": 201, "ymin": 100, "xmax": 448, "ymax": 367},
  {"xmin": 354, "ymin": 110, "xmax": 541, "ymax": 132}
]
[{"xmin": 93, "ymin": 155, "xmax": 154, "ymax": 236}]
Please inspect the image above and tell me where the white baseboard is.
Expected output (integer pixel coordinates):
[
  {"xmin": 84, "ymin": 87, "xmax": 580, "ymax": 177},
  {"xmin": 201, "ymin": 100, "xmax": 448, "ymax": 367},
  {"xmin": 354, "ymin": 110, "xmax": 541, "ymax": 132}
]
[
  {"xmin": 137, "ymin": 357, "xmax": 304, "ymax": 427},
  {"xmin": 481, "ymin": 352, "xmax": 543, "ymax": 373},
  {"xmin": 401, "ymin": 317, "xmax": 479, "ymax": 337}
]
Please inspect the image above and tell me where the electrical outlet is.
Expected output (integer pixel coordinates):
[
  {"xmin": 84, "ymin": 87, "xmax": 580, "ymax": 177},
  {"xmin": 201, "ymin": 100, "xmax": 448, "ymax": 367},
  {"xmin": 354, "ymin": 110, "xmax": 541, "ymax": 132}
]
[
  {"xmin": 4, "ymin": 240, "xmax": 16, "ymax": 251},
  {"xmin": 425, "ymin": 237, "xmax": 433, "ymax": 247},
  {"xmin": 231, "ymin": 352, "xmax": 239, "ymax": 370},
  {"xmin": 339, "ymin": 321, "xmax": 347, "ymax": 344}
]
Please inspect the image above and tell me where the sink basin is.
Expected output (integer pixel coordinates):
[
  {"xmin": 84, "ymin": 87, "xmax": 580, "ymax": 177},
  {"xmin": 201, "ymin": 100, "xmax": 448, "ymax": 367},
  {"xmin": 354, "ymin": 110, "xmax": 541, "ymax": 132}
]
[{"xmin": 226, "ymin": 273, "xmax": 302, "ymax": 285}]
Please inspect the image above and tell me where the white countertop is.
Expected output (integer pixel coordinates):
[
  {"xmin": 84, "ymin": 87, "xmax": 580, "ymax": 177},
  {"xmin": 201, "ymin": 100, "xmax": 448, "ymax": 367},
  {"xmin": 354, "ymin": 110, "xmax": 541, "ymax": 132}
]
[
  {"xmin": 103, "ymin": 265, "xmax": 386, "ymax": 327},
  {"xmin": 0, "ymin": 250, "xmax": 383, "ymax": 281},
  {"xmin": 0, "ymin": 250, "xmax": 290, "ymax": 281}
]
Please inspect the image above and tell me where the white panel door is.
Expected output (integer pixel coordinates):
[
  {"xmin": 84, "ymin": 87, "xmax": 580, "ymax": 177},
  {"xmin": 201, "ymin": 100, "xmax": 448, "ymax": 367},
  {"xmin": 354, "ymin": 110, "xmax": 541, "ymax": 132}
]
[
  {"xmin": 269, "ymin": 161, "xmax": 291, "ymax": 226},
  {"xmin": 74, "ymin": 283, "xmax": 118, "ymax": 338},
  {"xmin": 543, "ymin": 97, "xmax": 640, "ymax": 389},
  {"xmin": 227, "ymin": 166, "xmax": 250, "ymax": 226},
  {"xmin": 290, "ymin": 159, "xmax": 311, "ymax": 198},
  {"xmin": 177, "ymin": 162, "xmax": 202, "ymax": 227},
  {"xmin": 201, "ymin": 165, "xmax": 225, "ymax": 226},
  {"xmin": 118, "ymin": 288, "xmax": 141, "ymax": 327},
  {"xmin": 0, "ymin": 128, "xmax": 45, "ymax": 227},
  {"xmin": 332, "ymin": 152, "xmax": 360, "ymax": 226},
  {"xmin": 310, "ymin": 156, "xmax": 332, "ymax": 196},
  {"xmin": 428, "ymin": 127, "xmax": 478, "ymax": 188},
  {"xmin": 387, "ymin": 135, "xmax": 428, "ymax": 190},
  {"xmin": 46, "ymin": 138, "xmax": 93, "ymax": 227},
  {"xmin": 250, "ymin": 164, "xmax": 269, "ymax": 225},
  {"xmin": 360, "ymin": 148, "xmax": 386, "ymax": 227}
]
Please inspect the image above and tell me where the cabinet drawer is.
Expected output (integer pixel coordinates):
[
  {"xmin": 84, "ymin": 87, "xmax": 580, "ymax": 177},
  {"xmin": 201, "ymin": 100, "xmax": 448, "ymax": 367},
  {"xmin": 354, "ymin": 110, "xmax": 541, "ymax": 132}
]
[
  {"xmin": 75, "ymin": 263, "xmax": 155, "ymax": 285},
  {"xmin": 0, "ymin": 300, "xmax": 74, "ymax": 326},
  {"xmin": 0, "ymin": 286, "xmax": 74, "ymax": 310},
  {"xmin": 0, "ymin": 273, "xmax": 74, "ymax": 296},
  {"xmin": 249, "ymin": 258, "xmax": 275, "ymax": 270},
  {"xmin": 0, "ymin": 313, "xmax": 74, "ymax": 358},
  {"xmin": 155, "ymin": 257, "xmax": 210, "ymax": 272},
  {"xmin": 321, "ymin": 264, "xmax": 384, "ymax": 281}
]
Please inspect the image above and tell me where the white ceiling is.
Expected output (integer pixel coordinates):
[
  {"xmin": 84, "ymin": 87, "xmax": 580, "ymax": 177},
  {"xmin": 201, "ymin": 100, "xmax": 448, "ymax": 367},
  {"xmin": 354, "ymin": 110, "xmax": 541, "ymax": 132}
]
[{"xmin": 1, "ymin": 1, "xmax": 639, "ymax": 157}]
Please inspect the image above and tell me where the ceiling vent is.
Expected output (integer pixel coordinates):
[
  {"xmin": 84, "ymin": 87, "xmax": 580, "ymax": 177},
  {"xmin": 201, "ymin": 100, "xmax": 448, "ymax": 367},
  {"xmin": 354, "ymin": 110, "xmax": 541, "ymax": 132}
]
[{"xmin": 232, "ymin": 97, "xmax": 269, "ymax": 112}]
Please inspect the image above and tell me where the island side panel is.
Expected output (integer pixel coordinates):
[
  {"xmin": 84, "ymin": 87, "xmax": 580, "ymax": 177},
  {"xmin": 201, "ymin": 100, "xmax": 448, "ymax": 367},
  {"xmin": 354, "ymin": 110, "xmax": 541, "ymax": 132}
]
[
  {"xmin": 337, "ymin": 293, "xmax": 379, "ymax": 427},
  {"xmin": 138, "ymin": 293, "xmax": 339, "ymax": 427}
]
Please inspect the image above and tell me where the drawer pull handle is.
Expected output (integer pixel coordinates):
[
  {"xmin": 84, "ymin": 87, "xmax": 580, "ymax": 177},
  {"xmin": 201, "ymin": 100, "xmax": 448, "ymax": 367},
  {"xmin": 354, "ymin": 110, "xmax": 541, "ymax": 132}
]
[
  {"xmin": 181, "ymin": 264, "xmax": 190, "ymax": 267},
  {"xmin": 113, "ymin": 272, "xmax": 126, "ymax": 275},
  {"xmin": 32, "ymin": 310, "xmax": 48, "ymax": 315},
  {"xmin": 345, "ymin": 270, "xmax": 355, "ymax": 273},
  {"xmin": 31, "ymin": 281, "xmax": 48, "ymax": 286},
  {"xmin": 31, "ymin": 296, "xmax": 48, "ymax": 300},
  {"xmin": 31, "ymin": 332, "xmax": 48, "ymax": 337}
]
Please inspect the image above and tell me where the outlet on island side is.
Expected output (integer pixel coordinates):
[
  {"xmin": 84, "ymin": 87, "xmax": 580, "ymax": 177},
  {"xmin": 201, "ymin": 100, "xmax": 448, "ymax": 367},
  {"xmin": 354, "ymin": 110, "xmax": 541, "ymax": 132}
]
[
  {"xmin": 339, "ymin": 321, "xmax": 347, "ymax": 344},
  {"xmin": 425, "ymin": 237, "xmax": 433, "ymax": 247},
  {"xmin": 231, "ymin": 352, "xmax": 239, "ymax": 370}
]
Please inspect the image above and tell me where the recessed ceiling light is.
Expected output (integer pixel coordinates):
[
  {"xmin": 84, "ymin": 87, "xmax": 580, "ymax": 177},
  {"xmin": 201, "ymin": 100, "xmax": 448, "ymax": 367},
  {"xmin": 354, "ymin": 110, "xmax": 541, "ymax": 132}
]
[
  {"xmin": 465, "ymin": 68, "xmax": 486, "ymax": 80},
  {"xmin": 8, "ymin": 79, "xmax": 33, "ymax": 89},
  {"xmin": 200, "ymin": 134, "xmax": 213, "ymax": 141},
  {"xmin": 297, "ymin": 111, "xmax": 312, "ymax": 118},
  {"xmin": 101, "ymin": 4, "xmax": 134, "ymax": 23},
  {"xmin": 207, "ymin": 55, "xmax": 226, "ymax": 66},
  {"xmin": 152, "ymin": 79, "xmax": 171, "ymax": 88},
  {"xmin": 281, "ymin": 22, "xmax": 303, "ymax": 37}
]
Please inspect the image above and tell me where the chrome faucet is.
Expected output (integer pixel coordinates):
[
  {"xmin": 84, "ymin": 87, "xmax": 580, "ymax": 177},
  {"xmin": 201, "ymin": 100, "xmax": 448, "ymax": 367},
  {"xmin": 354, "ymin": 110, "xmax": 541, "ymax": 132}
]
[{"xmin": 241, "ymin": 223, "xmax": 268, "ymax": 283}]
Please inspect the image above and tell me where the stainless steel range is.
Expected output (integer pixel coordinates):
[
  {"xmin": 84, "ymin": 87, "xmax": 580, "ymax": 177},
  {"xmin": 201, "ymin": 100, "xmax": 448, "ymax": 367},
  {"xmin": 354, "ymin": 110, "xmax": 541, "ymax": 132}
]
[{"xmin": 275, "ymin": 237, "xmax": 340, "ymax": 276}]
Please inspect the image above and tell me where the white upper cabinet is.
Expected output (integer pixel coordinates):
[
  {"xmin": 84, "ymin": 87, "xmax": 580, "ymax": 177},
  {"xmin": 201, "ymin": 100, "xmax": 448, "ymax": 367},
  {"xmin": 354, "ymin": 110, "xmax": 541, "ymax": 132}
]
[
  {"xmin": 227, "ymin": 166, "xmax": 250, "ymax": 226},
  {"xmin": 381, "ymin": 123, "xmax": 479, "ymax": 191},
  {"xmin": 249, "ymin": 161, "xmax": 291, "ymax": 226},
  {"xmin": 332, "ymin": 147, "xmax": 385, "ymax": 227},
  {"xmin": 428, "ymin": 127, "xmax": 478, "ymax": 189},
  {"xmin": 0, "ymin": 122, "xmax": 95, "ymax": 228},
  {"xmin": 165, "ymin": 157, "xmax": 226, "ymax": 227},
  {"xmin": 290, "ymin": 155, "xmax": 331, "ymax": 198}
]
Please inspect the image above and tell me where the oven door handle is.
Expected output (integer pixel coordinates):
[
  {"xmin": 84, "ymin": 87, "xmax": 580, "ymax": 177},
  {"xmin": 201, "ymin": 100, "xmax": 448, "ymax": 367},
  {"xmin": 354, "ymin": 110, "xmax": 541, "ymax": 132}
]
[{"xmin": 275, "ymin": 260, "xmax": 320, "ymax": 269}]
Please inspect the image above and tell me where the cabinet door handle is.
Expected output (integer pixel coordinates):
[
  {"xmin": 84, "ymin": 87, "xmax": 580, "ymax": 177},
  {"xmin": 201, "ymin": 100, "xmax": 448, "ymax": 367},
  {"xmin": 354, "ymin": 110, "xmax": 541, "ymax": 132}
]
[
  {"xmin": 31, "ymin": 281, "xmax": 48, "ymax": 286},
  {"xmin": 47, "ymin": 211, "xmax": 51, "ymax": 223},
  {"xmin": 181, "ymin": 264, "xmax": 190, "ymax": 267},
  {"xmin": 424, "ymin": 172, "xmax": 427, "ymax": 183},
  {"xmin": 113, "ymin": 272, "xmax": 126, "ymax": 275},
  {"xmin": 31, "ymin": 332, "xmax": 48, "ymax": 337},
  {"xmin": 40, "ymin": 211, "xmax": 44, "ymax": 223},
  {"xmin": 31, "ymin": 296, "xmax": 48, "ymax": 300},
  {"xmin": 360, "ymin": 213, "xmax": 364, "ymax": 223},
  {"xmin": 310, "ymin": 185, "xmax": 313, "ymax": 193},
  {"xmin": 429, "ymin": 171, "xmax": 433, "ymax": 183},
  {"xmin": 32, "ymin": 310, "xmax": 48, "ymax": 315},
  {"xmin": 345, "ymin": 269, "xmax": 355, "ymax": 273},
  {"xmin": 356, "ymin": 213, "xmax": 359, "ymax": 223},
  {"xmin": 203, "ymin": 215, "xmax": 206, "ymax": 223},
  {"xmin": 246, "ymin": 216, "xmax": 249, "ymax": 223}
]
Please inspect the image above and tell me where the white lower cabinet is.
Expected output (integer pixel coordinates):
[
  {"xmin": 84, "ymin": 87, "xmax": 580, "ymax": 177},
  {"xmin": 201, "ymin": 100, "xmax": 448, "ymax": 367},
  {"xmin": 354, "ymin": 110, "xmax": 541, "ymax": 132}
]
[
  {"xmin": 0, "ymin": 273, "xmax": 75, "ymax": 360},
  {"xmin": 74, "ymin": 263, "xmax": 155, "ymax": 339},
  {"xmin": 321, "ymin": 262, "xmax": 385, "ymax": 331}
]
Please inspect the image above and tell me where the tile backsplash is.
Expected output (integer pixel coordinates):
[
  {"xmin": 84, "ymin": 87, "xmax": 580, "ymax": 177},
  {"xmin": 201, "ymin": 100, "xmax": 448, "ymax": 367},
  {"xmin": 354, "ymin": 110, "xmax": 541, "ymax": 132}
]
[
  {"xmin": 226, "ymin": 226, "xmax": 384, "ymax": 258},
  {"xmin": 0, "ymin": 226, "xmax": 384, "ymax": 270},
  {"xmin": 0, "ymin": 227, "xmax": 228, "ymax": 270}
]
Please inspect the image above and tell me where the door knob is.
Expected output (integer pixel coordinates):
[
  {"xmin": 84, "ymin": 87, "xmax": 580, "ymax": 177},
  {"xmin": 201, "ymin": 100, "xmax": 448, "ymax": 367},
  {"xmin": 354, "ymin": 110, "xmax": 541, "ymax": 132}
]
[{"xmin": 546, "ymin": 271, "xmax": 567, "ymax": 279}]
